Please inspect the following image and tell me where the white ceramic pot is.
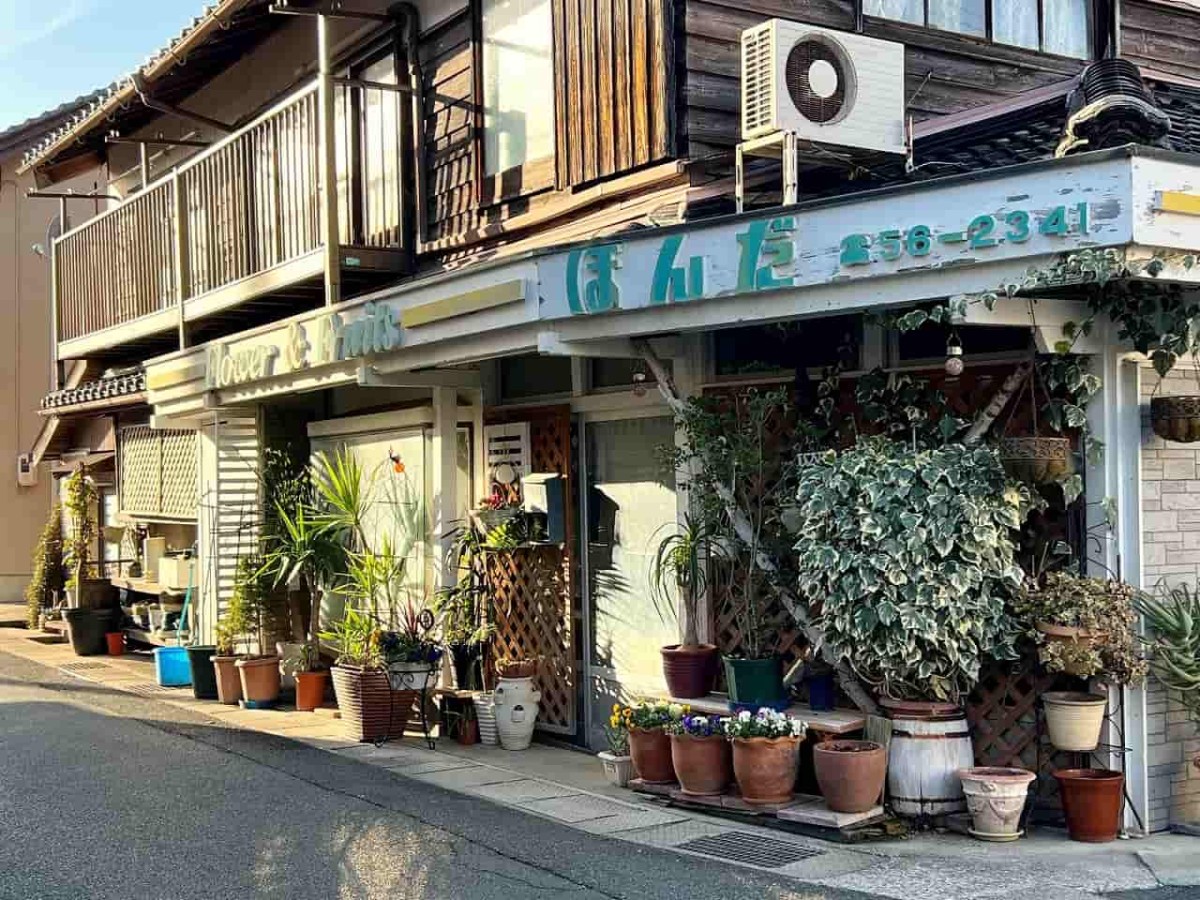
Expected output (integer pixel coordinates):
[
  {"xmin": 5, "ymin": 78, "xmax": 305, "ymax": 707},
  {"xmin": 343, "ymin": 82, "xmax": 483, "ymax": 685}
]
[
  {"xmin": 1043, "ymin": 691, "xmax": 1107, "ymax": 752},
  {"xmin": 387, "ymin": 661, "xmax": 440, "ymax": 692},
  {"xmin": 475, "ymin": 693, "xmax": 499, "ymax": 746},
  {"xmin": 958, "ymin": 767, "xmax": 1037, "ymax": 842},
  {"xmin": 599, "ymin": 751, "xmax": 634, "ymax": 788},
  {"xmin": 493, "ymin": 676, "xmax": 540, "ymax": 750},
  {"xmin": 276, "ymin": 641, "xmax": 306, "ymax": 691}
]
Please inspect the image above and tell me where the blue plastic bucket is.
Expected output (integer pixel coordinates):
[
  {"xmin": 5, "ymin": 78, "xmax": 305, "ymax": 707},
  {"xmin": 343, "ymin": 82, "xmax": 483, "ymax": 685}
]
[{"xmin": 153, "ymin": 646, "xmax": 192, "ymax": 687}]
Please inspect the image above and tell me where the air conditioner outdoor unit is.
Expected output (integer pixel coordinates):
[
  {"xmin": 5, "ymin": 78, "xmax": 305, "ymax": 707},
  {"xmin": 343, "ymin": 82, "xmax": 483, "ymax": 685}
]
[
  {"xmin": 16, "ymin": 453, "xmax": 37, "ymax": 488},
  {"xmin": 741, "ymin": 19, "xmax": 906, "ymax": 155}
]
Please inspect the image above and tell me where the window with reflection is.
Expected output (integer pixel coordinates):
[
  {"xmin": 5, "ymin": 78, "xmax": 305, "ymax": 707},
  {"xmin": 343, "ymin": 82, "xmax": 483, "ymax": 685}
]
[{"xmin": 864, "ymin": 0, "xmax": 1090, "ymax": 58}]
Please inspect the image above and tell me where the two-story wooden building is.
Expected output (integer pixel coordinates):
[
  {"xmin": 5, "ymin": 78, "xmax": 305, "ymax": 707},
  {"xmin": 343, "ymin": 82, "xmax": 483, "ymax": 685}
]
[{"xmin": 19, "ymin": 0, "xmax": 1200, "ymax": 831}]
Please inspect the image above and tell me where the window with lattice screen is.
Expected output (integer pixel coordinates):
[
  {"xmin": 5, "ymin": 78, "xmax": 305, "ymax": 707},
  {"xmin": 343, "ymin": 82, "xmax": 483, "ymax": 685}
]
[{"xmin": 119, "ymin": 426, "xmax": 198, "ymax": 519}]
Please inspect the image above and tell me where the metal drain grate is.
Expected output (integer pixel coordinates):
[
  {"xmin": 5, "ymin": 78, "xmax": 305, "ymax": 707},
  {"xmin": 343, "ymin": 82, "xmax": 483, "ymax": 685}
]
[
  {"xmin": 675, "ymin": 832, "xmax": 823, "ymax": 869},
  {"xmin": 59, "ymin": 662, "xmax": 112, "ymax": 673},
  {"xmin": 124, "ymin": 682, "xmax": 187, "ymax": 696}
]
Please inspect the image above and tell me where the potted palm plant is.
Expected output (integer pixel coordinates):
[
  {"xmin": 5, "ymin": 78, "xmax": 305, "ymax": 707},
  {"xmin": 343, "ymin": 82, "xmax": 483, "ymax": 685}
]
[
  {"xmin": 321, "ymin": 604, "xmax": 395, "ymax": 742},
  {"xmin": 651, "ymin": 515, "xmax": 722, "ymax": 699}
]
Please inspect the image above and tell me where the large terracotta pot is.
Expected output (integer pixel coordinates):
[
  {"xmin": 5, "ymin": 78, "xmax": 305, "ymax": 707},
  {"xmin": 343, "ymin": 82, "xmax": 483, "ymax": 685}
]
[
  {"xmin": 210, "ymin": 655, "xmax": 243, "ymax": 705},
  {"xmin": 628, "ymin": 726, "xmax": 674, "ymax": 783},
  {"xmin": 236, "ymin": 655, "xmax": 282, "ymax": 706},
  {"xmin": 1055, "ymin": 768, "xmax": 1124, "ymax": 843},
  {"xmin": 813, "ymin": 740, "xmax": 887, "ymax": 813},
  {"xmin": 1043, "ymin": 692, "xmax": 1107, "ymax": 752},
  {"xmin": 331, "ymin": 665, "xmax": 410, "ymax": 743},
  {"xmin": 661, "ymin": 644, "xmax": 718, "ymax": 699},
  {"xmin": 670, "ymin": 733, "xmax": 732, "ymax": 796},
  {"xmin": 731, "ymin": 735, "xmax": 802, "ymax": 805}
]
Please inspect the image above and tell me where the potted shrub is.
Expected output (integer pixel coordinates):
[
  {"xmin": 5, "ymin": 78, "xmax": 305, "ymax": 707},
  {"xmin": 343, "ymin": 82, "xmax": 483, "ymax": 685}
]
[
  {"xmin": 1017, "ymin": 571, "xmax": 1145, "ymax": 751},
  {"xmin": 621, "ymin": 700, "xmax": 683, "ymax": 784},
  {"xmin": 666, "ymin": 713, "xmax": 731, "ymax": 797},
  {"xmin": 813, "ymin": 740, "xmax": 886, "ymax": 814},
  {"xmin": 230, "ymin": 557, "xmax": 282, "ymax": 708},
  {"xmin": 795, "ymin": 440, "xmax": 1032, "ymax": 815},
  {"xmin": 664, "ymin": 389, "xmax": 795, "ymax": 711},
  {"xmin": 957, "ymin": 767, "xmax": 1037, "ymax": 841},
  {"xmin": 650, "ymin": 516, "xmax": 722, "ymax": 699},
  {"xmin": 722, "ymin": 707, "xmax": 807, "ymax": 805},
  {"xmin": 433, "ymin": 523, "xmax": 494, "ymax": 691},
  {"xmin": 211, "ymin": 581, "xmax": 251, "ymax": 705},
  {"xmin": 321, "ymin": 604, "xmax": 396, "ymax": 742},
  {"xmin": 62, "ymin": 465, "xmax": 115, "ymax": 611},
  {"xmin": 24, "ymin": 504, "xmax": 64, "ymax": 631},
  {"xmin": 380, "ymin": 599, "xmax": 444, "ymax": 692},
  {"xmin": 598, "ymin": 705, "xmax": 633, "ymax": 787}
]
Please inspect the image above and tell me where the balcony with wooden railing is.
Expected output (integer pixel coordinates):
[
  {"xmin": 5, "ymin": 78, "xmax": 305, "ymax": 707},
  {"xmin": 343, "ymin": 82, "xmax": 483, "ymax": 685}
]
[{"xmin": 53, "ymin": 76, "xmax": 412, "ymax": 360}]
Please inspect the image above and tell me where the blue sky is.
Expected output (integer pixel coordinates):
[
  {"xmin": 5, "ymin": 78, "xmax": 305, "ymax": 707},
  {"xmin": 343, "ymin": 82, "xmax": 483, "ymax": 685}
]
[{"xmin": 0, "ymin": 0, "xmax": 205, "ymax": 132}]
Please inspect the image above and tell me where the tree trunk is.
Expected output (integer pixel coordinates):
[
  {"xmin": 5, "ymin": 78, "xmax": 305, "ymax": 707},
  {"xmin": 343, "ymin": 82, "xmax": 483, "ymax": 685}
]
[
  {"xmin": 963, "ymin": 360, "xmax": 1033, "ymax": 446},
  {"xmin": 635, "ymin": 339, "xmax": 882, "ymax": 717}
]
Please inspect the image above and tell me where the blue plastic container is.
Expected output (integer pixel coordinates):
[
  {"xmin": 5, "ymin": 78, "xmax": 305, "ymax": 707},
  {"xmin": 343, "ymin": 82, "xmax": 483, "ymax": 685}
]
[{"xmin": 153, "ymin": 646, "xmax": 192, "ymax": 687}]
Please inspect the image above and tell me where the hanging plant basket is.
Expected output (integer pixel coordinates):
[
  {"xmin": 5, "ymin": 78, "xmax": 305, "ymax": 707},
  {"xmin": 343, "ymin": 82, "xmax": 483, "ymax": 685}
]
[
  {"xmin": 998, "ymin": 436, "xmax": 1075, "ymax": 485},
  {"xmin": 1151, "ymin": 396, "xmax": 1200, "ymax": 444}
]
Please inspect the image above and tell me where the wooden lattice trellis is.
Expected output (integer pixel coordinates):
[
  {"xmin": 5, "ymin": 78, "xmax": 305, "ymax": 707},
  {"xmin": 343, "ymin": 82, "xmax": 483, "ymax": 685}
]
[
  {"xmin": 119, "ymin": 425, "xmax": 198, "ymax": 519},
  {"xmin": 483, "ymin": 405, "xmax": 575, "ymax": 734}
]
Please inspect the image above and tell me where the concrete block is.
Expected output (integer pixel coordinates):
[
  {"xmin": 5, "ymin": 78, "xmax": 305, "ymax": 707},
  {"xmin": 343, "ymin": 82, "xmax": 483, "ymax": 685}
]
[
  {"xmin": 1146, "ymin": 511, "xmax": 1181, "ymax": 532},
  {"xmin": 1145, "ymin": 481, "xmax": 1163, "ymax": 500},
  {"xmin": 1150, "ymin": 743, "xmax": 1184, "ymax": 767},
  {"xmin": 1162, "ymin": 494, "xmax": 1200, "ymax": 510},
  {"xmin": 1161, "ymin": 481, "xmax": 1191, "ymax": 494}
]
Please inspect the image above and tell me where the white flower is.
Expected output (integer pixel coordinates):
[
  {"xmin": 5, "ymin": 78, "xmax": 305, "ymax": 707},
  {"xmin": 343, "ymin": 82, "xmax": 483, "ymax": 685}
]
[
  {"xmin": 668, "ymin": 703, "xmax": 684, "ymax": 719},
  {"xmin": 738, "ymin": 710, "xmax": 752, "ymax": 722},
  {"xmin": 790, "ymin": 719, "xmax": 808, "ymax": 737}
]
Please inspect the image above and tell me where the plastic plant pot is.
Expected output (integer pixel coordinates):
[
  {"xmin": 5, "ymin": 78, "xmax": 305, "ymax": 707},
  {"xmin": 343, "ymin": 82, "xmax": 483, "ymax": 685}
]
[
  {"xmin": 186, "ymin": 645, "xmax": 219, "ymax": 700},
  {"xmin": 104, "ymin": 632, "xmax": 125, "ymax": 656},
  {"xmin": 153, "ymin": 646, "xmax": 192, "ymax": 687}
]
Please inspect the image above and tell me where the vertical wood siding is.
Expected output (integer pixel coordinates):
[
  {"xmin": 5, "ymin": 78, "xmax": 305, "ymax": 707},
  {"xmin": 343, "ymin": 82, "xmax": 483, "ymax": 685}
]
[
  {"xmin": 422, "ymin": 13, "xmax": 478, "ymax": 244},
  {"xmin": 1120, "ymin": 0, "xmax": 1200, "ymax": 84}
]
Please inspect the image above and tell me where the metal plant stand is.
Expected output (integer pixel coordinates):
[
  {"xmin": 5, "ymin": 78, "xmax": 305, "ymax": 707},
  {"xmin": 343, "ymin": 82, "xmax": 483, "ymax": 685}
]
[{"xmin": 377, "ymin": 666, "xmax": 438, "ymax": 751}]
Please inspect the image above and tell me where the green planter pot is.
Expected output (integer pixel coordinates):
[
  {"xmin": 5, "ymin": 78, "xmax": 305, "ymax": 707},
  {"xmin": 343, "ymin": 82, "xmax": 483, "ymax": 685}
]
[{"xmin": 724, "ymin": 656, "xmax": 788, "ymax": 712}]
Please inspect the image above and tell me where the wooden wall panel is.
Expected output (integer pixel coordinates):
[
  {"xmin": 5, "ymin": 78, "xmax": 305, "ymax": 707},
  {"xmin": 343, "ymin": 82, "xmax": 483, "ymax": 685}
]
[
  {"xmin": 681, "ymin": 0, "xmax": 1083, "ymax": 157},
  {"xmin": 1121, "ymin": 0, "xmax": 1200, "ymax": 84},
  {"xmin": 421, "ymin": 12, "xmax": 477, "ymax": 243},
  {"xmin": 555, "ymin": 0, "xmax": 675, "ymax": 186}
]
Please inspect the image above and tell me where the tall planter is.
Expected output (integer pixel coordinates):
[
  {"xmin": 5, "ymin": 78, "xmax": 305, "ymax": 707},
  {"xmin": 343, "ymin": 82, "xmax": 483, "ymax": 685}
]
[
  {"xmin": 65, "ymin": 607, "xmax": 114, "ymax": 656},
  {"xmin": 731, "ymin": 735, "xmax": 802, "ymax": 805},
  {"xmin": 813, "ymin": 740, "xmax": 886, "ymax": 813},
  {"xmin": 211, "ymin": 655, "xmax": 243, "ymax": 705},
  {"xmin": 331, "ymin": 665, "xmax": 405, "ymax": 743},
  {"xmin": 186, "ymin": 645, "xmax": 218, "ymax": 700},
  {"xmin": 493, "ymin": 676, "xmax": 540, "ymax": 750},
  {"xmin": 449, "ymin": 643, "xmax": 484, "ymax": 691},
  {"xmin": 628, "ymin": 727, "xmax": 674, "ymax": 783},
  {"xmin": 724, "ymin": 656, "xmax": 787, "ymax": 712},
  {"xmin": 1055, "ymin": 769, "xmax": 1124, "ymax": 843},
  {"xmin": 236, "ymin": 656, "xmax": 282, "ymax": 707},
  {"xmin": 661, "ymin": 644, "xmax": 718, "ymax": 699},
  {"xmin": 1043, "ymin": 692, "xmax": 1107, "ymax": 752},
  {"xmin": 670, "ymin": 733, "xmax": 731, "ymax": 796}
]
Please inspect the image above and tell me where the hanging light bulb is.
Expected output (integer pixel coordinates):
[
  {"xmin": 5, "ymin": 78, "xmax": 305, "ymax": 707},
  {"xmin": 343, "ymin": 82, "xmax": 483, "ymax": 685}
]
[
  {"xmin": 944, "ymin": 330, "xmax": 964, "ymax": 377},
  {"xmin": 632, "ymin": 360, "xmax": 648, "ymax": 397}
]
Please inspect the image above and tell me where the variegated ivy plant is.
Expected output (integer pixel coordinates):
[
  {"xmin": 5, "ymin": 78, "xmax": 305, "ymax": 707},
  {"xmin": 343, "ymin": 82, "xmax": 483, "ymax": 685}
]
[{"xmin": 793, "ymin": 439, "xmax": 1036, "ymax": 702}]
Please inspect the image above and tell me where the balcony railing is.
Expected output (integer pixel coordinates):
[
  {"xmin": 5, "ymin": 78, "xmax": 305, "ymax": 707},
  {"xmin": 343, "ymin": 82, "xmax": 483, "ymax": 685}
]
[{"xmin": 54, "ymin": 77, "xmax": 408, "ymax": 351}]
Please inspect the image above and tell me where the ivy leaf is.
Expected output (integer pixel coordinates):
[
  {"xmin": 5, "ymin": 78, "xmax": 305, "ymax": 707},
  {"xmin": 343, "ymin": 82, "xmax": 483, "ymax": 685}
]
[{"xmin": 1152, "ymin": 349, "xmax": 1178, "ymax": 378}]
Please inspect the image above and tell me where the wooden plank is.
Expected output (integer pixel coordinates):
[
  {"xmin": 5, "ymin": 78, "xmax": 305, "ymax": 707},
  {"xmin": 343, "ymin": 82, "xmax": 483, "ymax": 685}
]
[
  {"xmin": 613, "ymin": 0, "xmax": 633, "ymax": 172},
  {"xmin": 566, "ymin": 0, "xmax": 584, "ymax": 183},
  {"xmin": 630, "ymin": 0, "xmax": 652, "ymax": 165},
  {"xmin": 597, "ymin": 0, "xmax": 616, "ymax": 177},
  {"xmin": 580, "ymin": 0, "xmax": 599, "ymax": 183}
]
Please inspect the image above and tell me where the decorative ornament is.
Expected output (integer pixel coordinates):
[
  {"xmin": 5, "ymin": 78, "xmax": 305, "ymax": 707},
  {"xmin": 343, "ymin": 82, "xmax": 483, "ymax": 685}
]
[
  {"xmin": 944, "ymin": 330, "xmax": 964, "ymax": 377},
  {"xmin": 632, "ymin": 360, "xmax": 648, "ymax": 397}
]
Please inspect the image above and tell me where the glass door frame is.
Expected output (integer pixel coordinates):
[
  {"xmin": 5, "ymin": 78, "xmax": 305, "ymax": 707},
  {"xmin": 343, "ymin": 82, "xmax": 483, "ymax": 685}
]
[{"xmin": 575, "ymin": 404, "xmax": 680, "ymax": 748}]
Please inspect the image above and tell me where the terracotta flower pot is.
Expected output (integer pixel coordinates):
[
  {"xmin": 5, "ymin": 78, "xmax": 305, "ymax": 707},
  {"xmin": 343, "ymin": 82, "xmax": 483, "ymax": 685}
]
[
  {"xmin": 628, "ymin": 726, "xmax": 674, "ymax": 783},
  {"xmin": 1043, "ymin": 691, "xmax": 1107, "ymax": 752},
  {"xmin": 331, "ymin": 665, "xmax": 411, "ymax": 743},
  {"xmin": 1055, "ymin": 768, "xmax": 1124, "ymax": 843},
  {"xmin": 210, "ymin": 655, "xmax": 243, "ymax": 705},
  {"xmin": 731, "ymin": 735, "xmax": 802, "ymax": 805},
  {"xmin": 661, "ymin": 644, "xmax": 718, "ymax": 699},
  {"xmin": 236, "ymin": 655, "xmax": 281, "ymax": 706},
  {"xmin": 813, "ymin": 740, "xmax": 887, "ymax": 813},
  {"xmin": 294, "ymin": 671, "xmax": 328, "ymax": 712},
  {"xmin": 104, "ymin": 632, "xmax": 125, "ymax": 656},
  {"xmin": 670, "ymin": 733, "xmax": 732, "ymax": 796}
]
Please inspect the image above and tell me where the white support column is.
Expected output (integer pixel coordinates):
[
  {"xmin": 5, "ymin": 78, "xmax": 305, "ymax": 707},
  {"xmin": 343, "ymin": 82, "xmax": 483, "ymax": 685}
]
[
  {"xmin": 672, "ymin": 334, "xmax": 706, "ymax": 644},
  {"xmin": 1086, "ymin": 335, "xmax": 1149, "ymax": 833},
  {"xmin": 431, "ymin": 386, "xmax": 459, "ymax": 590},
  {"xmin": 316, "ymin": 14, "xmax": 341, "ymax": 308},
  {"xmin": 469, "ymin": 388, "xmax": 486, "ymax": 506}
]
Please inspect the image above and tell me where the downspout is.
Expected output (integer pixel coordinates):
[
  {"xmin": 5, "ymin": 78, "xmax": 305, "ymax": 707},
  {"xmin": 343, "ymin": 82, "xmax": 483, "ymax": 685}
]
[{"xmin": 396, "ymin": 3, "xmax": 428, "ymax": 253}]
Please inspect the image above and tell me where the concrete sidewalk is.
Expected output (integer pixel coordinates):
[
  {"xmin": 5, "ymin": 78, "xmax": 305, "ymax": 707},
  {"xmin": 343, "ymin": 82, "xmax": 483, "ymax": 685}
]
[{"xmin": 3, "ymin": 624, "xmax": 1195, "ymax": 900}]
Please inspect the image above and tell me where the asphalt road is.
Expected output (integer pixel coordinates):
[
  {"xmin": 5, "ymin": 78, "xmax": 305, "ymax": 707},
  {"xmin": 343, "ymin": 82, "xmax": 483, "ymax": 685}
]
[
  {"xmin": 0, "ymin": 650, "xmax": 1191, "ymax": 900},
  {"xmin": 0, "ymin": 650, "xmax": 882, "ymax": 900}
]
